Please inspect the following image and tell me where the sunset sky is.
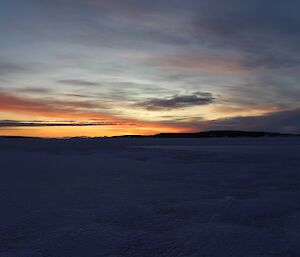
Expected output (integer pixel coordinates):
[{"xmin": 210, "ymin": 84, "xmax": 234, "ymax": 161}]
[{"xmin": 1, "ymin": 0, "xmax": 300, "ymax": 137}]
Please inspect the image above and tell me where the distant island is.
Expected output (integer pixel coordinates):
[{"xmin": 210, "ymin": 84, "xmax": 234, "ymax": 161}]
[{"xmin": 115, "ymin": 130, "xmax": 296, "ymax": 138}]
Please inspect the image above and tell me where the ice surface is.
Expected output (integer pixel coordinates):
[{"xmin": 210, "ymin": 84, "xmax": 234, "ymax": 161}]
[{"xmin": 0, "ymin": 137, "xmax": 300, "ymax": 257}]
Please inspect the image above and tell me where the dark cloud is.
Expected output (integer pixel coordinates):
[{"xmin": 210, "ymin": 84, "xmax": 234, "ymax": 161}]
[
  {"xmin": 0, "ymin": 120, "xmax": 121, "ymax": 127},
  {"xmin": 220, "ymin": 77, "xmax": 300, "ymax": 110},
  {"xmin": 96, "ymin": 0, "xmax": 300, "ymax": 69},
  {"xmin": 10, "ymin": 0, "xmax": 300, "ymax": 70},
  {"xmin": 137, "ymin": 92, "xmax": 214, "ymax": 111},
  {"xmin": 191, "ymin": 0, "xmax": 300, "ymax": 69},
  {"xmin": 0, "ymin": 62, "xmax": 28, "ymax": 75},
  {"xmin": 166, "ymin": 107, "xmax": 300, "ymax": 134},
  {"xmin": 28, "ymin": 0, "xmax": 189, "ymax": 50},
  {"xmin": 204, "ymin": 108, "xmax": 300, "ymax": 134},
  {"xmin": 18, "ymin": 87, "xmax": 52, "ymax": 94},
  {"xmin": 57, "ymin": 79, "xmax": 99, "ymax": 86}
]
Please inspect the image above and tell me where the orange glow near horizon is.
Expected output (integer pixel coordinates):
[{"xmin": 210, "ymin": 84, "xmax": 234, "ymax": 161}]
[
  {"xmin": 0, "ymin": 90, "xmax": 196, "ymax": 137},
  {"xmin": 0, "ymin": 124, "xmax": 187, "ymax": 138},
  {"xmin": 0, "ymin": 89, "xmax": 285, "ymax": 138}
]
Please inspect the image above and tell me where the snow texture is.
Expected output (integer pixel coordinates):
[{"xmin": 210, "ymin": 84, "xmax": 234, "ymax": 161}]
[{"xmin": 0, "ymin": 137, "xmax": 300, "ymax": 257}]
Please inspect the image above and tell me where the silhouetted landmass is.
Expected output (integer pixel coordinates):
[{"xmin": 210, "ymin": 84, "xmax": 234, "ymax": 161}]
[
  {"xmin": 116, "ymin": 130, "xmax": 295, "ymax": 138},
  {"xmin": 0, "ymin": 136, "xmax": 38, "ymax": 139}
]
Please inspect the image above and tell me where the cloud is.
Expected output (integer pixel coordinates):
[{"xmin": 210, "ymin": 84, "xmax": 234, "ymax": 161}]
[
  {"xmin": 0, "ymin": 120, "xmax": 121, "ymax": 127},
  {"xmin": 166, "ymin": 107, "xmax": 300, "ymax": 134},
  {"xmin": 57, "ymin": 79, "xmax": 99, "ymax": 86},
  {"xmin": 190, "ymin": 0, "xmax": 300, "ymax": 69},
  {"xmin": 0, "ymin": 91, "xmax": 182, "ymax": 134},
  {"xmin": 18, "ymin": 87, "xmax": 53, "ymax": 94},
  {"xmin": 155, "ymin": 54, "xmax": 244, "ymax": 75},
  {"xmin": 95, "ymin": 0, "xmax": 300, "ymax": 70},
  {"xmin": 204, "ymin": 108, "xmax": 300, "ymax": 133},
  {"xmin": 0, "ymin": 90, "xmax": 114, "ymax": 120},
  {"xmin": 136, "ymin": 92, "xmax": 215, "ymax": 111},
  {"xmin": 0, "ymin": 62, "xmax": 29, "ymax": 75}
]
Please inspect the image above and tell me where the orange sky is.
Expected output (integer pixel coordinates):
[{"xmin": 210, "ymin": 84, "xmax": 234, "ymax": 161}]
[{"xmin": 0, "ymin": 91, "xmax": 189, "ymax": 137}]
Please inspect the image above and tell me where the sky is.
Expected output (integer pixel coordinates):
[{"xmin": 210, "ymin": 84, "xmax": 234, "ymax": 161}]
[{"xmin": 0, "ymin": 0, "xmax": 300, "ymax": 137}]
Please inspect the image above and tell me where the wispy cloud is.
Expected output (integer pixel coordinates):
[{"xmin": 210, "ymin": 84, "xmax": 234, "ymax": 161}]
[
  {"xmin": 0, "ymin": 120, "xmax": 122, "ymax": 127},
  {"xmin": 155, "ymin": 54, "xmax": 244, "ymax": 75},
  {"xmin": 0, "ymin": 90, "xmax": 113, "ymax": 120},
  {"xmin": 0, "ymin": 62, "xmax": 29, "ymax": 75},
  {"xmin": 18, "ymin": 87, "xmax": 53, "ymax": 94},
  {"xmin": 57, "ymin": 79, "xmax": 99, "ymax": 86}
]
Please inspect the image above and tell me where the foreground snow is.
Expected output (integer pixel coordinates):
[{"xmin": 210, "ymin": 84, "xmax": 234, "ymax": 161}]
[{"xmin": 0, "ymin": 137, "xmax": 300, "ymax": 257}]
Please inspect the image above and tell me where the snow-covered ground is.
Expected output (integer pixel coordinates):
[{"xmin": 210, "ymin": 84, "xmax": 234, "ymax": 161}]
[{"xmin": 0, "ymin": 137, "xmax": 300, "ymax": 257}]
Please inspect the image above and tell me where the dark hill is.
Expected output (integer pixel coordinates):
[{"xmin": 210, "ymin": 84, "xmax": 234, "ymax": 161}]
[{"xmin": 118, "ymin": 130, "xmax": 295, "ymax": 138}]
